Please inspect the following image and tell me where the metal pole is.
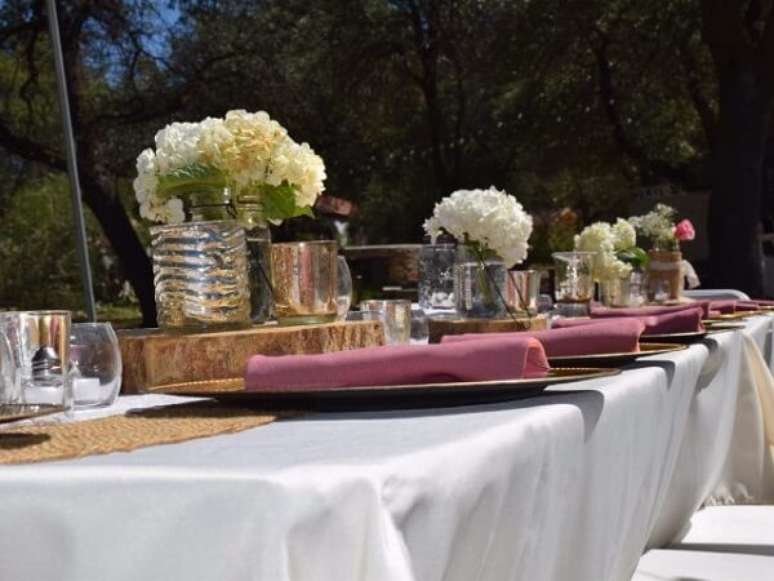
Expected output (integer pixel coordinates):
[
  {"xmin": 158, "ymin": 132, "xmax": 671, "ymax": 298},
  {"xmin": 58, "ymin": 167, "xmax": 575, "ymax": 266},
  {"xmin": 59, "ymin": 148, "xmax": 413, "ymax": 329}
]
[{"xmin": 46, "ymin": 0, "xmax": 97, "ymax": 321}]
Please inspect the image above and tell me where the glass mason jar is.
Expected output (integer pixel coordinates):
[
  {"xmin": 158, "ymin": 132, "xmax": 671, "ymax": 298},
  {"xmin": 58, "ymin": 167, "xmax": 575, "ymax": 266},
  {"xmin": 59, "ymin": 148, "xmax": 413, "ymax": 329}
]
[
  {"xmin": 234, "ymin": 194, "xmax": 274, "ymax": 324},
  {"xmin": 151, "ymin": 220, "xmax": 251, "ymax": 332},
  {"xmin": 647, "ymin": 250, "xmax": 684, "ymax": 301},
  {"xmin": 418, "ymin": 242, "xmax": 456, "ymax": 311},
  {"xmin": 453, "ymin": 246, "xmax": 508, "ymax": 319},
  {"xmin": 600, "ymin": 271, "xmax": 646, "ymax": 307},
  {"xmin": 187, "ymin": 190, "xmax": 274, "ymax": 324}
]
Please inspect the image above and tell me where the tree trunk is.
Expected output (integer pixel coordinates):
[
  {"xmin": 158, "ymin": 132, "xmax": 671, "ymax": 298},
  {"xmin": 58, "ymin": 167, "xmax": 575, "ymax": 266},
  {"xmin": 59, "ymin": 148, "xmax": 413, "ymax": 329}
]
[
  {"xmin": 79, "ymin": 169, "xmax": 157, "ymax": 327},
  {"xmin": 709, "ymin": 62, "xmax": 772, "ymax": 297}
]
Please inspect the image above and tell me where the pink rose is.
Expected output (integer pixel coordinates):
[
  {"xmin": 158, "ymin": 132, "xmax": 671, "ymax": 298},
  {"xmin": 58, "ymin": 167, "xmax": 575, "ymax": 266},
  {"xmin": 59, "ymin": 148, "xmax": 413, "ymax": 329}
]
[{"xmin": 674, "ymin": 219, "xmax": 695, "ymax": 242}]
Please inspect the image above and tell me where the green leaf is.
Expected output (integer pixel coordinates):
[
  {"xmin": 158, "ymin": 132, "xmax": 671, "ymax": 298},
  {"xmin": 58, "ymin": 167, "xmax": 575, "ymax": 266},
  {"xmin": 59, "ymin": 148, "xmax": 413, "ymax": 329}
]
[
  {"xmin": 260, "ymin": 182, "xmax": 315, "ymax": 222},
  {"xmin": 617, "ymin": 246, "xmax": 650, "ymax": 269},
  {"xmin": 156, "ymin": 164, "xmax": 227, "ymax": 199}
]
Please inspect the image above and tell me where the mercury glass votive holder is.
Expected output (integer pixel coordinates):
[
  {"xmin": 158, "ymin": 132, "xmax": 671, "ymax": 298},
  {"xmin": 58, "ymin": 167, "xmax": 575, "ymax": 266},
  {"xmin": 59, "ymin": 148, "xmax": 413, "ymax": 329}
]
[
  {"xmin": 0, "ymin": 310, "xmax": 72, "ymax": 408},
  {"xmin": 506, "ymin": 270, "xmax": 541, "ymax": 316},
  {"xmin": 271, "ymin": 241, "xmax": 338, "ymax": 326},
  {"xmin": 151, "ymin": 221, "xmax": 251, "ymax": 332}
]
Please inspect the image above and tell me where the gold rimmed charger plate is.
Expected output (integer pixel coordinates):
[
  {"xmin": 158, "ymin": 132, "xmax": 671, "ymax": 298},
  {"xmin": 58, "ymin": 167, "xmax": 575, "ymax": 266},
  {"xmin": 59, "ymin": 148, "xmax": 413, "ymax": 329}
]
[
  {"xmin": 548, "ymin": 343, "xmax": 687, "ymax": 368},
  {"xmin": 704, "ymin": 320, "xmax": 748, "ymax": 331},
  {"xmin": 708, "ymin": 312, "xmax": 757, "ymax": 321},
  {"xmin": 640, "ymin": 331, "xmax": 708, "ymax": 344},
  {"xmin": 0, "ymin": 404, "xmax": 66, "ymax": 425},
  {"xmin": 148, "ymin": 367, "xmax": 621, "ymax": 410}
]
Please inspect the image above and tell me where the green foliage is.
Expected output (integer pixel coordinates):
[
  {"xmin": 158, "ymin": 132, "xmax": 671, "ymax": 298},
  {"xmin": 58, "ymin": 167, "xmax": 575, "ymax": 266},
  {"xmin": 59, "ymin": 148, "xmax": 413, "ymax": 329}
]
[
  {"xmin": 617, "ymin": 247, "xmax": 650, "ymax": 270},
  {"xmin": 156, "ymin": 164, "xmax": 227, "ymax": 199},
  {"xmin": 260, "ymin": 182, "xmax": 316, "ymax": 223},
  {"xmin": 0, "ymin": 175, "xmax": 125, "ymax": 311}
]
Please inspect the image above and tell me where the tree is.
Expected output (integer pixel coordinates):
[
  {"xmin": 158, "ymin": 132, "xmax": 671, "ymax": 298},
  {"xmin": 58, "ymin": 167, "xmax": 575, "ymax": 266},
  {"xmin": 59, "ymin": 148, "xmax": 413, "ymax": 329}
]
[{"xmin": 702, "ymin": 0, "xmax": 774, "ymax": 296}]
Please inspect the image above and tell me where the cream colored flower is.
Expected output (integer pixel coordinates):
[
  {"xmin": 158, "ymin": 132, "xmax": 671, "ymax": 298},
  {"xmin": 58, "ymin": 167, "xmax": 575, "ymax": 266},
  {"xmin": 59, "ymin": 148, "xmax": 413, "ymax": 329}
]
[{"xmin": 424, "ymin": 186, "xmax": 533, "ymax": 267}]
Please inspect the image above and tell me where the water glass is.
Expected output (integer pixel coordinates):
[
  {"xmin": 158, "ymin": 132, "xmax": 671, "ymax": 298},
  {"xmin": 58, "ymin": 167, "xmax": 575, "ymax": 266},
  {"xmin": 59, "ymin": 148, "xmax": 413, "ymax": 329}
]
[
  {"xmin": 410, "ymin": 305, "xmax": 429, "ymax": 343},
  {"xmin": 70, "ymin": 322, "xmax": 122, "ymax": 409},
  {"xmin": 336, "ymin": 256, "xmax": 353, "ymax": 321},
  {"xmin": 0, "ymin": 310, "xmax": 72, "ymax": 408},
  {"xmin": 359, "ymin": 300, "xmax": 412, "ymax": 345},
  {"xmin": 418, "ymin": 243, "xmax": 456, "ymax": 310}
]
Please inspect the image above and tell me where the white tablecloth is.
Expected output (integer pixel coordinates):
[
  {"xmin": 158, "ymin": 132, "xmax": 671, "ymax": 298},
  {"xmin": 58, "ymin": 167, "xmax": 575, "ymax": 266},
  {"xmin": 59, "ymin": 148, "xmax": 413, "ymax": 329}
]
[{"xmin": 1, "ymin": 318, "xmax": 774, "ymax": 581}]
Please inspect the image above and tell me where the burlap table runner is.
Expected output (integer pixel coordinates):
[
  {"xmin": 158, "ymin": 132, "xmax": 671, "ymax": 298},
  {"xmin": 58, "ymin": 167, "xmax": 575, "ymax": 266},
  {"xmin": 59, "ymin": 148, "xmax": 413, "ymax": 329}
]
[{"xmin": 0, "ymin": 401, "xmax": 293, "ymax": 465}]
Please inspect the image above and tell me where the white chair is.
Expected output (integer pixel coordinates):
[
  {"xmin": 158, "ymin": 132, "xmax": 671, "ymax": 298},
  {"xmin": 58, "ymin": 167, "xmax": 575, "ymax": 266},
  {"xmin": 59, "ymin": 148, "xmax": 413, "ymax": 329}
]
[
  {"xmin": 632, "ymin": 506, "xmax": 774, "ymax": 580},
  {"xmin": 684, "ymin": 289, "xmax": 751, "ymax": 301}
]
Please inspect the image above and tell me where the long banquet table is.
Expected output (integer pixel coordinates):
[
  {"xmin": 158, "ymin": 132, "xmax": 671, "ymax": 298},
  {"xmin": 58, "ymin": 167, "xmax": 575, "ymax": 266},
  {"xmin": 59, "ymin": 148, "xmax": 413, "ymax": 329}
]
[{"xmin": 1, "ymin": 315, "xmax": 774, "ymax": 581}]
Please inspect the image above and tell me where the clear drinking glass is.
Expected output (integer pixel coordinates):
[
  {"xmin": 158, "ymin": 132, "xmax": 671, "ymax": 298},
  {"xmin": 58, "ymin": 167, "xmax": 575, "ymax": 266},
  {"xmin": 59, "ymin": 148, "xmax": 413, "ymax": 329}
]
[
  {"xmin": 336, "ymin": 256, "xmax": 353, "ymax": 321},
  {"xmin": 359, "ymin": 299, "xmax": 412, "ymax": 345},
  {"xmin": 70, "ymin": 322, "xmax": 122, "ymax": 409},
  {"xmin": 418, "ymin": 243, "xmax": 456, "ymax": 310},
  {"xmin": 0, "ymin": 310, "xmax": 72, "ymax": 408}
]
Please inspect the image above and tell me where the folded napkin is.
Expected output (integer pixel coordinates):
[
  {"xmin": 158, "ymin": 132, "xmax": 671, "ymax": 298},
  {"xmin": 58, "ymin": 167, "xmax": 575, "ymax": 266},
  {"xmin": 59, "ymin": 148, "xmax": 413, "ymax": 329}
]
[
  {"xmin": 244, "ymin": 337, "xmax": 549, "ymax": 391},
  {"xmin": 733, "ymin": 300, "xmax": 763, "ymax": 312},
  {"xmin": 442, "ymin": 318, "xmax": 644, "ymax": 357},
  {"xmin": 591, "ymin": 301, "xmax": 711, "ymax": 320},
  {"xmin": 709, "ymin": 300, "xmax": 737, "ymax": 314},
  {"xmin": 554, "ymin": 307, "xmax": 703, "ymax": 335},
  {"xmin": 748, "ymin": 299, "xmax": 774, "ymax": 307}
]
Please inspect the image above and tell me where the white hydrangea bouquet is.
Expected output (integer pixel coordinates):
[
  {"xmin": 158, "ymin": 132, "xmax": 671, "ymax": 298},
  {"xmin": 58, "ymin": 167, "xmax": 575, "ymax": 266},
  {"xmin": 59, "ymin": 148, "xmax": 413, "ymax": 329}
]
[
  {"xmin": 133, "ymin": 109, "xmax": 326, "ymax": 225},
  {"xmin": 423, "ymin": 186, "xmax": 533, "ymax": 267},
  {"xmin": 574, "ymin": 218, "xmax": 647, "ymax": 282},
  {"xmin": 423, "ymin": 187, "xmax": 533, "ymax": 317}
]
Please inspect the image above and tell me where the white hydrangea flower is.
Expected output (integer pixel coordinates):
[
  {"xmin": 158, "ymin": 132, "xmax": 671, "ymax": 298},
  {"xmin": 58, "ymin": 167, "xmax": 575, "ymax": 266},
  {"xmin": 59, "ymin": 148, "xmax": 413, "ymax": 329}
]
[
  {"xmin": 611, "ymin": 218, "xmax": 636, "ymax": 251},
  {"xmin": 133, "ymin": 110, "xmax": 326, "ymax": 224},
  {"xmin": 423, "ymin": 186, "xmax": 533, "ymax": 267},
  {"xmin": 574, "ymin": 221, "xmax": 631, "ymax": 281}
]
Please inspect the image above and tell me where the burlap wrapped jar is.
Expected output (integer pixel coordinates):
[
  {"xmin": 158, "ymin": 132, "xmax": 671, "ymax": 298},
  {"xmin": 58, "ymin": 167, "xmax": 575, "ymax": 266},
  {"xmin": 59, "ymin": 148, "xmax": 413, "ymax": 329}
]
[{"xmin": 646, "ymin": 250, "xmax": 684, "ymax": 300}]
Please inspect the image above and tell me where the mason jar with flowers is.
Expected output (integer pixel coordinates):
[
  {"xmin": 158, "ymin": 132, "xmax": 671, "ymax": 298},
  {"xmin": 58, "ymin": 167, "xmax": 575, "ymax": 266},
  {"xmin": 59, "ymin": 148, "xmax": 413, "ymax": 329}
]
[
  {"xmin": 424, "ymin": 187, "xmax": 533, "ymax": 319},
  {"xmin": 629, "ymin": 204, "xmax": 695, "ymax": 301},
  {"xmin": 133, "ymin": 110, "xmax": 326, "ymax": 327},
  {"xmin": 574, "ymin": 218, "xmax": 648, "ymax": 307}
]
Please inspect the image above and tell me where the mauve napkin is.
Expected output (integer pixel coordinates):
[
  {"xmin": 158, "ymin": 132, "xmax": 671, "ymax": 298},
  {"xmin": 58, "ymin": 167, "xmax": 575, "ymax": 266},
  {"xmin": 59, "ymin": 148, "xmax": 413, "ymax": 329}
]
[
  {"xmin": 442, "ymin": 318, "xmax": 644, "ymax": 357},
  {"xmin": 553, "ymin": 307, "xmax": 703, "ymax": 334},
  {"xmin": 708, "ymin": 300, "xmax": 749, "ymax": 314},
  {"xmin": 244, "ymin": 337, "xmax": 549, "ymax": 391},
  {"xmin": 732, "ymin": 301, "xmax": 763, "ymax": 312},
  {"xmin": 591, "ymin": 301, "xmax": 711, "ymax": 319}
]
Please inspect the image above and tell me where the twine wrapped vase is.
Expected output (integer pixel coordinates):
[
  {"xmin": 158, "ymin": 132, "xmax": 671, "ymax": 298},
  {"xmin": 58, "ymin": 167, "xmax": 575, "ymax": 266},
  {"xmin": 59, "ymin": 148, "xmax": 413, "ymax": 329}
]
[{"xmin": 646, "ymin": 250, "xmax": 684, "ymax": 300}]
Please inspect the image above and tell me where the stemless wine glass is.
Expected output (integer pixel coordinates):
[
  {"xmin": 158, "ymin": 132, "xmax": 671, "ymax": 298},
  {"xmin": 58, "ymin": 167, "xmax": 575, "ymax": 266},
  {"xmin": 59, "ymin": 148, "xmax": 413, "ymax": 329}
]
[
  {"xmin": 336, "ymin": 255, "xmax": 353, "ymax": 321},
  {"xmin": 70, "ymin": 322, "xmax": 122, "ymax": 409}
]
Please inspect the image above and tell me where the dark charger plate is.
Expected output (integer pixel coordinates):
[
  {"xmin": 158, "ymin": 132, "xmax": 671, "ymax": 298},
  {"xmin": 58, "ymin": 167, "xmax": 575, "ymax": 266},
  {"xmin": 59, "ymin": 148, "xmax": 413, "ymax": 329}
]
[
  {"xmin": 149, "ymin": 367, "xmax": 621, "ymax": 411},
  {"xmin": 548, "ymin": 343, "xmax": 686, "ymax": 368},
  {"xmin": 0, "ymin": 404, "xmax": 65, "ymax": 424},
  {"xmin": 640, "ymin": 331, "xmax": 708, "ymax": 344}
]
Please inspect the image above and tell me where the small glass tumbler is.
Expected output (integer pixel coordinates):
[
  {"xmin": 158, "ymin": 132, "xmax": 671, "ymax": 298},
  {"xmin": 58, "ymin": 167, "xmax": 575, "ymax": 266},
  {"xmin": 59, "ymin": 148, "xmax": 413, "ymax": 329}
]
[
  {"xmin": 336, "ymin": 256, "xmax": 353, "ymax": 321},
  {"xmin": 359, "ymin": 300, "xmax": 412, "ymax": 345},
  {"xmin": 70, "ymin": 322, "xmax": 122, "ymax": 409},
  {"xmin": 0, "ymin": 310, "xmax": 72, "ymax": 408}
]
